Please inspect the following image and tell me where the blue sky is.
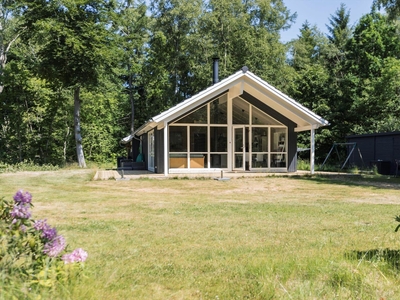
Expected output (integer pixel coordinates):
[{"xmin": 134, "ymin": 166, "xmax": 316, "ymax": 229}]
[{"xmin": 280, "ymin": 0, "xmax": 376, "ymax": 42}]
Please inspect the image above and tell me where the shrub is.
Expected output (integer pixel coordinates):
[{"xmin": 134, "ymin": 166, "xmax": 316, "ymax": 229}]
[
  {"xmin": 297, "ymin": 159, "xmax": 310, "ymax": 171},
  {"xmin": 0, "ymin": 190, "xmax": 87, "ymax": 297},
  {"xmin": 0, "ymin": 160, "xmax": 59, "ymax": 173}
]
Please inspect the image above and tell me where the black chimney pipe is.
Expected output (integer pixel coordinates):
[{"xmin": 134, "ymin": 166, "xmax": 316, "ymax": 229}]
[{"xmin": 212, "ymin": 57, "xmax": 219, "ymax": 84}]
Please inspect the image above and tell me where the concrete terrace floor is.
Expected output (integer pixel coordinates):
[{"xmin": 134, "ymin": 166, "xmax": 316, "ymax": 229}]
[{"xmin": 93, "ymin": 169, "xmax": 357, "ymax": 181}]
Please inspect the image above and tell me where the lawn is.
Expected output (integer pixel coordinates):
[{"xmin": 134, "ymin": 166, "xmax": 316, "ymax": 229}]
[{"xmin": 1, "ymin": 170, "xmax": 400, "ymax": 299}]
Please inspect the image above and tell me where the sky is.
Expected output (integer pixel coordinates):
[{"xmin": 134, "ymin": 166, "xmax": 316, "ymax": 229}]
[{"xmin": 280, "ymin": 0, "xmax": 376, "ymax": 42}]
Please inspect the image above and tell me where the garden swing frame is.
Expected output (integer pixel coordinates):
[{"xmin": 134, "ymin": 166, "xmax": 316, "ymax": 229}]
[{"xmin": 320, "ymin": 142, "xmax": 365, "ymax": 170}]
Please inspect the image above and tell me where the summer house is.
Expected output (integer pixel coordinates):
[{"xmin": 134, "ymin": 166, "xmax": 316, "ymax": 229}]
[{"xmin": 123, "ymin": 63, "xmax": 329, "ymax": 175}]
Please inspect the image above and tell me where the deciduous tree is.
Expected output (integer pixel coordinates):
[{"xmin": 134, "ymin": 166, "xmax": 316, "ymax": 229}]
[{"xmin": 20, "ymin": 0, "xmax": 117, "ymax": 167}]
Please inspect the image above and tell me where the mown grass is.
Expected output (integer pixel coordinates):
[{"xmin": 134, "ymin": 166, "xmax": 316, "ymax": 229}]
[{"xmin": 1, "ymin": 170, "xmax": 400, "ymax": 299}]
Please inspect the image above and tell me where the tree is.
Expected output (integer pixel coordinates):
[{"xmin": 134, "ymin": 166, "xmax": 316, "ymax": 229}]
[
  {"xmin": 322, "ymin": 4, "xmax": 353, "ymax": 146},
  {"xmin": 0, "ymin": 1, "xmax": 25, "ymax": 93},
  {"xmin": 144, "ymin": 0, "xmax": 297, "ymax": 120},
  {"xmin": 288, "ymin": 21, "xmax": 325, "ymax": 70},
  {"xmin": 326, "ymin": 3, "xmax": 352, "ymax": 50},
  {"xmin": 374, "ymin": 0, "xmax": 400, "ymax": 19},
  {"xmin": 287, "ymin": 22, "xmax": 332, "ymax": 158},
  {"xmin": 113, "ymin": 0, "xmax": 149, "ymax": 133},
  {"xmin": 344, "ymin": 12, "xmax": 400, "ymax": 134},
  {"xmin": 146, "ymin": 0, "xmax": 207, "ymax": 112},
  {"xmin": 20, "ymin": 0, "xmax": 117, "ymax": 167},
  {"xmin": 368, "ymin": 57, "xmax": 400, "ymax": 132},
  {"xmin": 202, "ymin": 0, "xmax": 296, "ymax": 89}
]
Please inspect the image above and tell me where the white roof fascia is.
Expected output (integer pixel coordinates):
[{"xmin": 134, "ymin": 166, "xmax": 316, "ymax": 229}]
[
  {"xmin": 157, "ymin": 121, "xmax": 167, "ymax": 130},
  {"xmin": 295, "ymin": 125, "xmax": 321, "ymax": 132},
  {"xmin": 120, "ymin": 134, "xmax": 134, "ymax": 144},
  {"xmin": 135, "ymin": 120, "xmax": 156, "ymax": 136}
]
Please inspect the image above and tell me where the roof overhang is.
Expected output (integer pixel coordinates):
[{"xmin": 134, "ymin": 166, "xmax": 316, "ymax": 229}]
[
  {"xmin": 120, "ymin": 134, "xmax": 134, "ymax": 144},
  {"xmin": 134, "ymin": 68, "xmax": 329, "ymax": 136}
]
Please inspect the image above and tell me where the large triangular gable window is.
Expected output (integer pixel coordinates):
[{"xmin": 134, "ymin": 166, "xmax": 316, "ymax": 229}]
[{"xmin": 169, "ymin": 94, "xmax": 287, "ymax": 170}]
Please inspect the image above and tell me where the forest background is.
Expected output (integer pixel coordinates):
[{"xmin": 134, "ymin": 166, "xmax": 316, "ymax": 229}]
[{"xmin": 1, "ymin": 0, "xmax": 400, "ymax": 167}]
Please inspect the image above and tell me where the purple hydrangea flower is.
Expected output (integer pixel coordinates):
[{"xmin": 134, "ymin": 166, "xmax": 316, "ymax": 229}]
[
  {"xmin": 34, "ymin": 219, "xmax": 57, "ymax": 241},
  {"xmin": 62, "ymin": 248, "xmax": 88, "ymax": 264},
  {"xmin": 33, "ymin": 219, "xmax": 47, "ymax": 231},
  {"xmin": 43, "ymin": 227, "xmax": 57, "ymax": 241},
  {"xmin": 13, "ymin": 190, "xmax": 32, "ymax": 204},
  {"xmin": 20, "ymin": 225, "xmax": 28, "ymax": 232},
  {"xmin": 43, "ymin": 235, "xmax": 66, "ymax": 257},
  {"xmin": 11, "ymin": 203, "xmax": 31, "ymax": 219}
]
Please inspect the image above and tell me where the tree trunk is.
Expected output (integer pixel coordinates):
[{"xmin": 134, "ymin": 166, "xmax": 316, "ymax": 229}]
[
  {"xmin": 128, "ymin": 64, "xmax": 134, "ymax": 135},
  {"xmin": 74, "ymin": 86, "xmax": 86, "ymax": 168},
  {"xmin": 0, "ymin": 27, "xmax": 23, "ymax": 94}
]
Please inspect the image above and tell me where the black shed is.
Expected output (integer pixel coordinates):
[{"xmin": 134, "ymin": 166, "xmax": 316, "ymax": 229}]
[{"xmin": 346, "ymin": 132, "xmax": 400, "ymax": 175}]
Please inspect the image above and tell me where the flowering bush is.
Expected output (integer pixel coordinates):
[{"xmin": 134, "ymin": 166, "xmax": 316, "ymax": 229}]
[{"xmin": 0, "ymin": 190, "xmax": 87, "ymax": 296}]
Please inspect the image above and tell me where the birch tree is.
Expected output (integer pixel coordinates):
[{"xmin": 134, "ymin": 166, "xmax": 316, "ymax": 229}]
[{"xmin": 0, "ymin": 1, "xmax": 24, "ymax": 93}]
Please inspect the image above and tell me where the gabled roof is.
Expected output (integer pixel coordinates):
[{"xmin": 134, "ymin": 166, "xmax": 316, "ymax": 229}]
[{"xmin": 134, "ymin": 67, "xmax": 329, "ymax": 136}]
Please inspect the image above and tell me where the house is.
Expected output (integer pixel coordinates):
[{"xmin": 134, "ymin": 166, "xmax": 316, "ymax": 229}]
[{"xmin": 121, "ymin": 61, "xmax": 329, "ymax": 175}]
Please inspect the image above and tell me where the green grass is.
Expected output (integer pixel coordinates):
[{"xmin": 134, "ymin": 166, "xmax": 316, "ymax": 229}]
[{"xmin": 1, "ymin": 170, "xmax": 400, "ymax": 299}]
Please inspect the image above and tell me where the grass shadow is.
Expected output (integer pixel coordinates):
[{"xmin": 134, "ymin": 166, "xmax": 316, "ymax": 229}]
[
  {"xmin": 346, "ymin": 248, "xmax": 400, "ymax": 270},
  {"xmin": 288, "ymin": 174, "xmax": 400, "ymax": 191}
]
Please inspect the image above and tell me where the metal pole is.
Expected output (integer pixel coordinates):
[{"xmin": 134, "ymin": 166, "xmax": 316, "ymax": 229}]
[
  {"xmin": 164, "ymin": 124, "xmax": 168, "ymax": 176},
  {"xmin": 310, "ymin": 127, "xmax": 315, "ymax": 174}
]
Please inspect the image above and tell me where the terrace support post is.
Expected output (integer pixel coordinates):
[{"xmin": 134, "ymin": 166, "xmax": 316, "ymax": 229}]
[
  {"xmin": 164, "ymin": 124, "xmax": 168, "ymax": 176},
  {"xmin": 310, "ymin": 127, "xmax": 315, "ymax": 175}
]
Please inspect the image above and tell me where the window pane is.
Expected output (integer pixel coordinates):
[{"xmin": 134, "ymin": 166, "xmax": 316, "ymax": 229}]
[
  {"xmin": 234, "ymin": 154, "xmax": 243, "ymax": 168},
  {"xmin": 190, "ymin": 127, "xmax": 207, "ymax": 152},
  {"xmin": 271, "ymin": 128, "xmax": 286, "ymax": 152},
  {"xmin": 176, "ymin": 105, "xmax": 207, "ymax": 124},
  {"xmin": 252, "ymin": 128, "xmax": 268, "ymax": 152},
  {"xmin": 211, "ymin": 154, "xmax": 227, "ymax": 168},
  {"xmin": 252, "ymin": 106, "xmax": 281, "ymax": 125},
  {"xmin": 252, "ymin": 154, "xmax": 268, "ymax": 168},
  {"xmin": 190, "ymin": 153, "xmax": 207, "ymax": 168},
  {"xmin": 272, "ymin": 154, "xmax": 286, "ymax": 168},
  {"xmin": 210, "ymin": 94, "xmax": 227, "ymax": 124},
  {"xmin": 169, "ymin": 153, "xmax": 187, "ymax": 168},
  {"xmin": 169, "ymin": 126, "xmax": 187, "ymax": 152},
  {"xmin": 210, "ymin": 127, "xmax": 227, "ymax": 152},
  {"xmin": 232, "ymin": 97, "xmax": 249, "ymax": 124}
]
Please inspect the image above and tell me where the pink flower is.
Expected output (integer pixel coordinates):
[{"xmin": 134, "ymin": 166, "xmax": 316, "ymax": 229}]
[{"xmin": 62, "ymin": 248, "xmax": 88, "ymax": 264}]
